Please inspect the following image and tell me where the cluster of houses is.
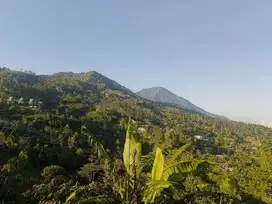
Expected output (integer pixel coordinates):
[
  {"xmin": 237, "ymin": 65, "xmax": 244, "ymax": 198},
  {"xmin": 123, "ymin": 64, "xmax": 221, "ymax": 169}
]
[{"xmin": 6, "ymin": 96, "xmax": 43, "ymax": 109}]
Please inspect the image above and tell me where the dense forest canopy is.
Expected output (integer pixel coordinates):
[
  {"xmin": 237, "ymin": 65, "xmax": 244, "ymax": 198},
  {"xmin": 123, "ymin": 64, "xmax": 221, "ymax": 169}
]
[{"xmin": 0, "ymin": 67, "xmax": 272, "ymax": 204}]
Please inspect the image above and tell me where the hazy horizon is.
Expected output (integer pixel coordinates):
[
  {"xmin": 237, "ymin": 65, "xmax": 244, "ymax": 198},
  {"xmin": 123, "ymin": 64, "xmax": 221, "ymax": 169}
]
[{"xmin": 1, "ymin": 1, "xmax": 272, "ymax": 125}]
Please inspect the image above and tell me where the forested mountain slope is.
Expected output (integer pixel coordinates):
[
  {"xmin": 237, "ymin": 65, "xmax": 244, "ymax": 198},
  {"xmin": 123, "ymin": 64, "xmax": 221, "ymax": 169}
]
[{"xmin": 0, "ymin": 68, "xmax": 272, "ymax": 204}]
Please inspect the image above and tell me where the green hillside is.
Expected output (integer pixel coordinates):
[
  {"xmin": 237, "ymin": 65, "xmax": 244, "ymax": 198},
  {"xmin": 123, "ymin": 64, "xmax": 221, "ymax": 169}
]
[{"xmin": 0, "ymin": 68, "xmax": 272, "ymax": 204}]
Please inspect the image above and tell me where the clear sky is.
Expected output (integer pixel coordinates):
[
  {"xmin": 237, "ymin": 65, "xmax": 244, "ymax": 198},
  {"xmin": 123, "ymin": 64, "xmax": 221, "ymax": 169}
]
[{"xmin": 1, "ymin": 0, "xmax": 272, "ymax": 122}]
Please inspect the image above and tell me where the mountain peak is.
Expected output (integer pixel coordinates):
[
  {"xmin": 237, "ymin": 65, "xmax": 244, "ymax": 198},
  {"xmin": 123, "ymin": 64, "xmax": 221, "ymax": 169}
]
[
  {"xmin": 137, "ymin": 87, "xmax": 225, "ymax": 119},
  {"xmin": 139, "ymin": 87, "xmax": 179, "ymax": 98},
  {"xmin": 145, "ymin": 87, "xmax": 169, "ymax": 91},
  {"xmin": 153, "ymin": 86, "xmax": 171, "ymax": 93}
]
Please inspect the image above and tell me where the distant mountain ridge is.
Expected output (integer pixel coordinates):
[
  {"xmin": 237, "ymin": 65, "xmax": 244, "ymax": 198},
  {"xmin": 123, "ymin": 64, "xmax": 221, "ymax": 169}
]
[
  {"xmin": 137, "ymin": 87, "xmax": 225, "ymax": 119},
  {"xmin": 0, "ymin": 67, "xmax": 224, "ymax": 119}
]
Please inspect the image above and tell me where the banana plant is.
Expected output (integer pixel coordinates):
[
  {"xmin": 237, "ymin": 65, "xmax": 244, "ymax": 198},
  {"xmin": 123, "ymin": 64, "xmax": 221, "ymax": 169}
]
[
  {"xmin": 123, "ymin": 119, "xmax": 142, "ymax": 178},
  {"xmin": 121, "ymin": 119, "xmax": 142, "ymax": 204},
  {"xmin": 66, "ymin": 120, "xmax": 209, "ymax": 204},
  {"xmin": 122, "ymin": 120, "xmax": 208, "ymax": 204},
  {"xmin": 142, "ymin": 145, "xmax": 209, "ymax": 204}
]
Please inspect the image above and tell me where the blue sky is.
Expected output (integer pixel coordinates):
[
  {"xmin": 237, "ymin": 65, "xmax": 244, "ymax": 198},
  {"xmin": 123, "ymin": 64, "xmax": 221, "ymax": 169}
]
[{"xmin": 1, "ymin": 1, "xmax": 272, "ymax": 121}]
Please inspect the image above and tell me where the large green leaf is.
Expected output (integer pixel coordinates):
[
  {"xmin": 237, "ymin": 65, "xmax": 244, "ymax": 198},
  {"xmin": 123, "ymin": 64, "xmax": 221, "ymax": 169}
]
[
  {"xmin": 123, "ymin": 119, "xmax": 133, "ymax": 172},
  {"xmin": 151, "ymin": 147, "xmax": 164, "ymax": 181},
  {"xmin": 142, "ymin": 180, "xmax": 171, "ymax": 204},
  {"xmin": 166, "ymin": 143, "xmax": 191, "ymax": 165},
  {"xmin": 163, "ymin": 160, "xmax": 206, "ymax": 181},
  {"xmin": 65, "ymin": 191, "xmax": 76, "ymax": 204},
  {"xmin": 123, "ymin": 119, "xmax": 142, "ymax": 177}
]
